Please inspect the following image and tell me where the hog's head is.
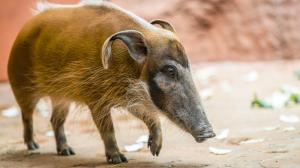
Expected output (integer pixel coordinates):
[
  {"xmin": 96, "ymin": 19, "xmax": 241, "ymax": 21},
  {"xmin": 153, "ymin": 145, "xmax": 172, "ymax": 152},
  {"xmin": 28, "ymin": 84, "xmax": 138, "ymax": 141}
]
[{"xmin": 102, "ymin": 19, "xmax": 215, "ymax": 142}]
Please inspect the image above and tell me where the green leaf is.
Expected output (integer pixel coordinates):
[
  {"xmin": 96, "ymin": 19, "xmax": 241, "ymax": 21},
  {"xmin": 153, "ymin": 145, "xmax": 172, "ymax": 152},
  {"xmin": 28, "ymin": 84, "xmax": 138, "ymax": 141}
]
[{"xmin": 251, "ymin": 94, "xmax": 273, "ymax": 108}]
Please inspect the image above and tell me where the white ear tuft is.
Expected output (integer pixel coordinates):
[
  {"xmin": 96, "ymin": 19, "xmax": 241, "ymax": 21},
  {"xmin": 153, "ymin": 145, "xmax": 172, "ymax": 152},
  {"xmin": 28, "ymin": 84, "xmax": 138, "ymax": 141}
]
[{"xmin": 101, "ymin": 37, "xmax": 113, "ymax": 69}]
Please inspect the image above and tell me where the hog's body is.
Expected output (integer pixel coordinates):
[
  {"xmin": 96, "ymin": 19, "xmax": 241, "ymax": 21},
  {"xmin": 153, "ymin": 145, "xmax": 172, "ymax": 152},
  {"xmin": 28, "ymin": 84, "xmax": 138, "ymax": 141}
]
[
  {"xmin": 8, "ymin": 1, "xmax": 215, "ymax": 164},
  {"xmin": 9, "ymin": 2, "xmax": 147, "ymax": 100}
]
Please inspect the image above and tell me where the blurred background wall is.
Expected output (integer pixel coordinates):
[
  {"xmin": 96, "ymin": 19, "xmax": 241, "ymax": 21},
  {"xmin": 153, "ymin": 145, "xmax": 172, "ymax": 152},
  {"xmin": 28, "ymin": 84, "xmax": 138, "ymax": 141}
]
[
  {"xmin": 1, "ymin": 0, "xmax": 299, "ymax": 81},
  {"xmin": 0, "ymin": 0, "xmax": 77, "ymax": 81}
]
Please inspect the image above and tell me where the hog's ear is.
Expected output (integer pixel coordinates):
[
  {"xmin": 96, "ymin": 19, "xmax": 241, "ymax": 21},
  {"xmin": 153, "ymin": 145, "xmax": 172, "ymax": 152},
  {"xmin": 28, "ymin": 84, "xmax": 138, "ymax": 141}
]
[
  {"xmin": 150, "ymin": 19, "xmax": 176, "ymax": 33},
  {"xmin": 101, "ymin": 30, "xmax": 148, "ymax": 69}
]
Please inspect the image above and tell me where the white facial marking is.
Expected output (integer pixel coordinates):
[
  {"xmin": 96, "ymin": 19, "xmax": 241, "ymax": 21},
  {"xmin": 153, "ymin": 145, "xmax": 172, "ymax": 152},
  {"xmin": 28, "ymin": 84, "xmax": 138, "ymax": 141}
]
[{"xmin": 154, "ymin": 72, "xmax": 176, "ymax": 92}]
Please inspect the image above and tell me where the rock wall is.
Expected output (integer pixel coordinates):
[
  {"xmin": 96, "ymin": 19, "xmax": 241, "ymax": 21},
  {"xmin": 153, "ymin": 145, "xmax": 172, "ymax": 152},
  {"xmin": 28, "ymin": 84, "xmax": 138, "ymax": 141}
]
[
  {"xmin": 1, "ymin": 0, "xmax": 299, "ymax": 81},
  {"xmin": 113, "ymin": 0, "xmax": 300, "ymax": 62}
]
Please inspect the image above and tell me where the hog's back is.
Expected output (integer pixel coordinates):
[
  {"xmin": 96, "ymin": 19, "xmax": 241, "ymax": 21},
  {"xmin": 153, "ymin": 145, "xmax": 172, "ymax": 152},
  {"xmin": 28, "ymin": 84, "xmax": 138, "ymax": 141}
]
[{"xmin": 8, "ymin": 3, "xmax": 144, "ymax": 98}]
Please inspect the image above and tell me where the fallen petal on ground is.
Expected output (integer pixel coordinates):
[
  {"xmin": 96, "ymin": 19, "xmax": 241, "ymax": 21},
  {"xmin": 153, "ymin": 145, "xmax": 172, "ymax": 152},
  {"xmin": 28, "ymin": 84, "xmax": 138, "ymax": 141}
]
[
  {"xmin": 209, "ymin": 147, "xmax": 232, "ymax": 155},
  {"xmin": 279, "ymin": 115, "xmax": 299, "ymax": 123},
  {"xmin": 1, "ymin": 106, "xmax": 20, "ymax": 118},
  {"xmin": 240, "ymin": 138, "xmax": 264, "ymax": 144},
  {"xmin": 124, "ymin": 143, "xmax": 145, "ymax": 152},
  {"xmin": 216, "ymin": 128, "xmax": 229, "ymax": 140}
]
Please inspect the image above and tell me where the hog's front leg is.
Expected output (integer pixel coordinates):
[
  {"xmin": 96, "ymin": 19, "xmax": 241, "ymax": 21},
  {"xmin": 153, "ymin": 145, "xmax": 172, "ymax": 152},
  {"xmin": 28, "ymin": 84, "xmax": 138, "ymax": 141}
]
[
  {"xmin": 127, "ymin": 103, "xmax": 162, "ymax": 156},
  {"xmin": 89, "ymin": 105, "xmax": 127, "ymax": 164}
]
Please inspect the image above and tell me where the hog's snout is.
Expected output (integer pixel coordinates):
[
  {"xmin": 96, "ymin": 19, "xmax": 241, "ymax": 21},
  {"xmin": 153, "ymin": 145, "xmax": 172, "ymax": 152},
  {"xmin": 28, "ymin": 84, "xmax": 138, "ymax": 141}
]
[{"xmin": 191, "ymin": 126, "xmax": 216, "ymax": 143}]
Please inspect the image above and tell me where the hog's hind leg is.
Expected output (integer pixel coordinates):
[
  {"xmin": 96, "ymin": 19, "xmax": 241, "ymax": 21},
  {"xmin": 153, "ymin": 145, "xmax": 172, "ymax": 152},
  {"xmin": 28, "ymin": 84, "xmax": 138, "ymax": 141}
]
[
  {"xmin": 50, "ymin": 98, "xmax": 75, "ymax": 156},
  {"xmin": 9, "ymin": 81, "xmax": 40, "ymax": 150},
  {"xmin": 19, "ymin": 96, "xmax": 40, "ymax": 150},
  {"xmin": 10, "ymin": 88, "xmax": 40, "ymax": 150}
]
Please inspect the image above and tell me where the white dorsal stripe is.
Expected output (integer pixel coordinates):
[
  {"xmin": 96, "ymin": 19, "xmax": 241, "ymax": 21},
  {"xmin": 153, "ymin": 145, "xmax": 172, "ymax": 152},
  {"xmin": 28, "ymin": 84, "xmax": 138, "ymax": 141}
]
[
  {"xmin": 32, "ymin": 0, "xmax": 170, "ymax": 37},
  {"xmin": 32, "ymin": 0, "xmax": 157, "ymax": 31},
  {"xmin": 33, "ymin": 0, "xmax": 105, "ymax": 15}
]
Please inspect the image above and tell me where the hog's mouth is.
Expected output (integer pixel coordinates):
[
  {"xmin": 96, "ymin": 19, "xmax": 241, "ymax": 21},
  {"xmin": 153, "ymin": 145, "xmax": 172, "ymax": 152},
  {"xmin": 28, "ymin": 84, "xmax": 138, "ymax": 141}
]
[
  {"xmin": 191, "ymin": 127, "xmax": 216, "ymax": 143},
  {"xmin": 163, "ymin": 111, "xmax": 216, "ymax": 143},
  {"xmin": 193, "ymin": 133, "xmax": 216, "ymax": 143}
]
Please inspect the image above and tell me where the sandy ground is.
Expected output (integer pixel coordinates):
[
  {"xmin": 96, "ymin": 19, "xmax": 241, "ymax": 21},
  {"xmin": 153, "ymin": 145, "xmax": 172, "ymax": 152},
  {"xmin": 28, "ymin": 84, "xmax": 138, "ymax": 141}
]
[{"xmin": 0, "ymin": 60, "xmax": 300, "ymax": 168}]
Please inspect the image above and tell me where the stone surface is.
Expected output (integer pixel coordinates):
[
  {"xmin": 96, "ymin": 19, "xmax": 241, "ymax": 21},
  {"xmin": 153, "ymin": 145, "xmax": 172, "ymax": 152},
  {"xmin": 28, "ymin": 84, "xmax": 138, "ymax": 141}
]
[{"xmin": 112, "ymin": 0, "xmax": 300, "ymax": 61}]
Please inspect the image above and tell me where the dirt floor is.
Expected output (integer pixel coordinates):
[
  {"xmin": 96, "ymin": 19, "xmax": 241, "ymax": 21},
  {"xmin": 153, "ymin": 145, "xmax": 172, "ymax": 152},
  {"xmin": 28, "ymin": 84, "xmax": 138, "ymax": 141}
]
[{"xmin": 0, "ymin": 60, "xmax": 300, "ymax": 168}]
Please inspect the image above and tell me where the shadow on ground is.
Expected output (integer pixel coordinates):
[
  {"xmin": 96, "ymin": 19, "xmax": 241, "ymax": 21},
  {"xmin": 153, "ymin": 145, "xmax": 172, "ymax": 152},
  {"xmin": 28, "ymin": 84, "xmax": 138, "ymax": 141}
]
[{"xmin": 0, "ymin": 150, "xmax": 209, "ymax": 168}]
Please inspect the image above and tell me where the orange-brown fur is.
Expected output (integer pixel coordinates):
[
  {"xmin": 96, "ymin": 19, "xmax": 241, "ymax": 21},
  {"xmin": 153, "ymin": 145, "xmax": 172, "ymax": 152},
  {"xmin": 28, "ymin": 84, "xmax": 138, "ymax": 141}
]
[{"xmin": 8, "ymin": 2, "xmax": 168, "ymax": 163}]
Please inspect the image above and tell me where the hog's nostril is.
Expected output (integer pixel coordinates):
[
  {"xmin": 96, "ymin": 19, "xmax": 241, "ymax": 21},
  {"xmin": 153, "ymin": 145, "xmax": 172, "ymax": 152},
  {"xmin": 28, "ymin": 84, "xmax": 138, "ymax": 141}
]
[{"xmin": 191, "ymin": 126, "xmax": 214, "ymax": 135}]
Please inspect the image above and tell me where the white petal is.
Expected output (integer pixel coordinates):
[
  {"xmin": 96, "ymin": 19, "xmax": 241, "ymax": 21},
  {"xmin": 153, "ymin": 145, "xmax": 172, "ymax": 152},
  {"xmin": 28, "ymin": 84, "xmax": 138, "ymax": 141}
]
[
  {"xmin": 282, "ymin": 126, "xmax": 296, "ymax": 132},
  {"xmin": 124, "ymin": 143, "xmax": 144, "ymax": 152},
  {"xmin": 240, "ymin": 138, "xmax": 264, "ymax": 144},
  {"xmin": 263, "ymin": 126, "xmax": 279, "ymax": 131},
  {"xmin": 245, "ymin": 71, "xmax": 258, "ymax": 82},
  {"xmin": 135, "ymin": 135, "xmax": 149, "ymax": 143},
  {"xmin": 279, "ymin": 115, "xmax": 299, "ymax": 123},
  {"xmin": 200, "ymin": 88, "xmax": 214, "ymax": 100},
  {"xmin": 216, "ymin": 129, "xmax": 229, "ymax": 140},
  {"xmin": 1, "ymin": 107, "xmax": 20, "ymax": 118},
  {"xmin": 36, "ymin": 98, "xmax": 51, "ymax": 118},
  {"xmin": 46, "ymin": 130, "xmax": 54, "ymax": 137},
  {"xmin": 209, "ymin": 147, "xmax": 232, "ymax": 155}
]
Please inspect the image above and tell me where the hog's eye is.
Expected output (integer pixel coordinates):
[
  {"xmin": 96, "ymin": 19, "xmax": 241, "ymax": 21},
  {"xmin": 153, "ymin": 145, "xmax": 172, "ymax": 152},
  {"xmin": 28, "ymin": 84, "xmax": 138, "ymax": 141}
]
[{"xmin": 162, "ymin": 65, "xmax": 177, "ymax": 79}]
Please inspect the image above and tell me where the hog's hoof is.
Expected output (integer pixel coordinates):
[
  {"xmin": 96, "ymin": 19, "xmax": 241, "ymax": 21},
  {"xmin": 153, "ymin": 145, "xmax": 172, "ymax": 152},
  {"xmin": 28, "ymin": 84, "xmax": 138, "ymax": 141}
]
[
  {"xmin": 57, "ymin": 145, "xmax": 75, "ymax": 156},
  {"xmin": 106, "ymin": 152, "xmax": 128, "ymax": 164},
  {"xmin": 148, "ymin": 131, "xmax": 162, "ymax": 156},
  {"xmin": 26, "ymin": 141, "xmax": 39, "ymax": 150}
]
